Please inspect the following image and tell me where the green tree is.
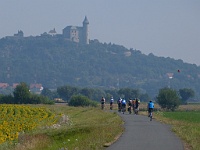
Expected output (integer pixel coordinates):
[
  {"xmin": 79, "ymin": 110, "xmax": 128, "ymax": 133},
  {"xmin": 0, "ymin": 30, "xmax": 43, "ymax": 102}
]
[
  {"xmin": 68, "ymin": 95, "xmax": 97, "ymax": 107},
  {"xmin": 0, "ymin": 94, "xmax": 14, "ymax": 104},
  {"xmin": 118, "ymin": 88, "xmax": 140, "ymax": 99},
  {"xmin": 80, "ymin": 88, "xmax": 94, "ymax": 99},
  {"xmin": 30, "ymin": 94, "xmax": 54, "ymax": 104},
  {"xmin": 139, "ymin": 93, "xmax": 151, "ymax": 102},
  {"xmin": 105, "ymin": 93, "xmax": 113, "ymax": 102},
  {"xmin": 179, "ymin": 88, "xmax": 195, "ymax": 104},
  {"xmin": 90, "ymin": 88, "xmax": 106, "ymax": 101},
  {"xmin": 57, "ymin": 85, "xmax": 79, "ymax": 102},
  {"xmin": 156, "ymin": 87, "xmax": 181, "ymax": 111},
  {"xmin": 105, "ymin": 89, "xmax": 119, "ymax": 101},
  {"xmin": 13, "ymin": 82, "xmax": 31, "ymax": 104},
  {"xmin": 41, "ymin": 87, "xmax": 58, "ymax": 100}
]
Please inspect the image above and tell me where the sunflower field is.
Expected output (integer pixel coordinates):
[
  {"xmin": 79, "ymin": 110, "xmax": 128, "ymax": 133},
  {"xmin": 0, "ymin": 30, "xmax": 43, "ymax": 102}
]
[{"xmin": 0, "ymin": 104, "xmax": 58, "ymax": 144}]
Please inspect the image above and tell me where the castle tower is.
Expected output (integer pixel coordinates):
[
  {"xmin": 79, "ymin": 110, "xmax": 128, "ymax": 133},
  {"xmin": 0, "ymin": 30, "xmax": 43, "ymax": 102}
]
[{"xmin": 82, "ymin": 16, "xmax": 89, "ymax": 44}]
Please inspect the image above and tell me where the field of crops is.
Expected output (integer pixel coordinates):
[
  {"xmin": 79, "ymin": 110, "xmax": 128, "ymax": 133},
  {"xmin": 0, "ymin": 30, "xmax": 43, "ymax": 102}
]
[{"xmin": 0, "ymin": 104, "xmax": 58, "ymax": 144}]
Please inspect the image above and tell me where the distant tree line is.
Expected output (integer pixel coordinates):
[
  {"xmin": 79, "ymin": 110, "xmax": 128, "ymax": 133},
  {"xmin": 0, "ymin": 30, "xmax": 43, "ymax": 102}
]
[
  {"xmin": 44, "ymin": 84, "xmax": 195, "ymax": 110},
  {"xmin": 0, "ymin": 82, "xmax": 195, "ymax": 110},
  {"xmin": 0, "ymin": 82, "xmax": 54, "ymax": 104},
  {"xmin": 41, "ymin": 85, "xmax": 151, "ymax": 103}
]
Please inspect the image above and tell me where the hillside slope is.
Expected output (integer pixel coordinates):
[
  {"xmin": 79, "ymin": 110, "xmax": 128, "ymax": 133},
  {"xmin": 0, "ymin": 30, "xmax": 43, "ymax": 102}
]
[{"xmin": 0, "ymin": 37, "xmax": 200, "ymax": 98}]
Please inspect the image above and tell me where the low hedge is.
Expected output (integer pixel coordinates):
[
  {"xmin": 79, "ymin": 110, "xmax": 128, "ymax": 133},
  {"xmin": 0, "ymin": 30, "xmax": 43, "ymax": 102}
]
[{"xmin": 68, "ymin": 95, "xmax": 98, "ymax": 107}]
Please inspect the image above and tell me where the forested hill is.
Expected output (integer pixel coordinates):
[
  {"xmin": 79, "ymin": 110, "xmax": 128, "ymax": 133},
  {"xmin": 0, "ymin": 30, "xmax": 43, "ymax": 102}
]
[{"xmin": 0, "ymin": 37, "xmax": 200, "ymax": 98}]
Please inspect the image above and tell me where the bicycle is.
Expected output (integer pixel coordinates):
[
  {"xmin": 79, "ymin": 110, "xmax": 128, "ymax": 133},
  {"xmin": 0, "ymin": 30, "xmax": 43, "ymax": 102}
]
[
  {"xmin": 134, "ymin": 107, "xmax": 139, "ymax": 115},
  {"xmin": 118, "ymin": 103, "xmax": 122, "ymax": 112},
  {"xmin": 110, "ymin": 103, "xmax": 113, "ymax": 110},
  {"xmin": 122, "ymin": 104, "xmax": 126, "ymax": 114},
  {"xmin": 128, "ymin": 106, "xmax": 132, "ymax": 114},
  {"xmin": 101, "ymin": 103, "xmax": 105, "ymax": 110},
  {"xmin": 100, "ymin": 97, "xmax": 105, "ymax": 110},
  {"xmin": 110, "ymin": 97, "xmax": 114, "ymax": 110},
  {"xmin": 149, "ymin": 110, "xmax": 153, "ymax": 121}
]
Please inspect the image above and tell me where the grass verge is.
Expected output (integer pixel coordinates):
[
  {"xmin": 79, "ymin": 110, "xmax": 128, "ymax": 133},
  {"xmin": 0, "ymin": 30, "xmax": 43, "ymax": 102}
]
[
  {"xmin": 3, "ymin": 104, "xmax": 123, "ymax": 150},
  {"xmin": 154, "ymin": 111, "xmax": 200, "ymax": 150}
]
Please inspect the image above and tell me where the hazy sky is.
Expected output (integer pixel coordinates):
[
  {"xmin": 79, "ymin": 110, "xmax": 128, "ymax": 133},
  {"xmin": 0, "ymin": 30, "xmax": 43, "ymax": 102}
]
[{"xmin": 0, "ymin": 0, "xmax": 200, "ymax": 65}]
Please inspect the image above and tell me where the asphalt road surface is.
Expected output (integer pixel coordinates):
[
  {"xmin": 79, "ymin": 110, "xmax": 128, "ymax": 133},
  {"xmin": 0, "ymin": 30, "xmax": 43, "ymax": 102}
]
[{"xmin": 106, "ymin": 112, "xmax": 184, "ymax": 150}]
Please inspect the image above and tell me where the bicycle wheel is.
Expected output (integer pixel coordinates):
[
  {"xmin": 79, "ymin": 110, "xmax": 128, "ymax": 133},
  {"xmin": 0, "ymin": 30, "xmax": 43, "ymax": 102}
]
[
  {"xmin": 122, "ymin": 106, "xmax": 125, "ymax": 114},
  {"xmin": 150, "ymin": 112, "xmax": 152, "ymax": 121},
  {"xmin": 101, "ymin": 104, "xmax": 104, "ymax": 110}
]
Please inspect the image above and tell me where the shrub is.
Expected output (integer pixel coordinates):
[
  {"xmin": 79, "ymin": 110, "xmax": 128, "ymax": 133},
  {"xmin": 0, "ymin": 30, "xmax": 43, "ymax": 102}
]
[
  {"xmin": 0, "ymin": 94, "xmax": 14, "ymax": 104},
  {"xmin": 156, "ymin": 87, "xmax": 181, "ymax": 111},
  {"xmin": 30, "ymin": 94, "xmax": 54, "ymax": 104},
  {"xmin": 68, "ymin": 95, "xmax": 98, "ymax": 107}
]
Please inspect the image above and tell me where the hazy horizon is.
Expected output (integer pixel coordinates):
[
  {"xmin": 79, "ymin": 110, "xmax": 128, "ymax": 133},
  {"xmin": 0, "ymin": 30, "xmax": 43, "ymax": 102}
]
[{"xmin": 0, "ymin": 0, "xmax": 199, "ymax": 66}]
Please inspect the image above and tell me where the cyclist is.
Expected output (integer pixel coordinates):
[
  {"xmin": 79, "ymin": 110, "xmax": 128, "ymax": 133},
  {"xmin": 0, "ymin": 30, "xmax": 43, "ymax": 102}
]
[
  {"xmin": 110, "ymin": 97, "xmax": 114, "ymax": 110},
  {"xmin": 134, "ymin": 98, "xmax": 140, "ymax": 115},
  {"xmin": 132, "ymin": 98, "xmax": 136, "ymax": 113},
  {"xmin": 121, "ymin": 98, "xmax": 126, "ymax": 114},
  {"xmin": 147, "ymin": 100, "xmax": 154, "ymax": 117},
  {"xmin": 127, "ymin": 98, "xmax": 132, "ymax": 114},
  {"xmin": 100, "ymin": 97, "xmax": 106, "ymax": 110},
  {"xmin": 117, "ymin": 97, "xmax": 122, "ymax": 112}
]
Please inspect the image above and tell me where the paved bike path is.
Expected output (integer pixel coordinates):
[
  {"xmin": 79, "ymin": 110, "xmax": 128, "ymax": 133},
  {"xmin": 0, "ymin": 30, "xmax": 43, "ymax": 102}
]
[{"xmin": 106, "ymin": 112, "xmax": 184, "ymax": 150}]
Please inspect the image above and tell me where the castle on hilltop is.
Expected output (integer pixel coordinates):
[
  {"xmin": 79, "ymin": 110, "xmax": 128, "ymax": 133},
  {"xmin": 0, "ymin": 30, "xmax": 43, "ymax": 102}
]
[
  {"xmin": 6, "ymin": 16, "xmax": 90, "ymax": 45},
  {"xmin": 63, "ymin": 16, "xmax": 89, "ymax": 44}
]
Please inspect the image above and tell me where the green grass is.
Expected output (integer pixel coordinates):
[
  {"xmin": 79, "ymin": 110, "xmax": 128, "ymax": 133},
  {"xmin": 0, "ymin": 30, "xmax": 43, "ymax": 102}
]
[
  {"xmin": 45, "ymin": 106, "xmax": 123, "ymax": 150},
  {"xmin": 155, "ymin": 111, "xmax": 200, "ymax": 150},
  {"xmin": 4, "ymin": 105, "xmax": 123, "ymax": 150},
  {"xmin": 162, "ymin": 111, "xmax": 200, "ymax": 123}
]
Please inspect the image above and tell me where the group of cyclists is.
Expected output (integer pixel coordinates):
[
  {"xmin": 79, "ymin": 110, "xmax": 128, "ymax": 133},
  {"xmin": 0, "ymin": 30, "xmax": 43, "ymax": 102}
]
[
  {"xmin": 117, "ymin": 98, "xmax": 141, "ymax": 114},
  {"xmin": 100, "ymin": 96, "xmax": 154, "ymax": 117}
]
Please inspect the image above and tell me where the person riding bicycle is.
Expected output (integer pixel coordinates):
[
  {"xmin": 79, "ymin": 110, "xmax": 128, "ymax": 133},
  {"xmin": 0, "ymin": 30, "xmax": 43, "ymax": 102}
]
[
  {"xmin": 127, "ymin": 98, "xmax": 132, "ymax": 114},
  {"xmin": 117, "ymin": 97, "xmax": 122, "ymax": 112},
  {"xmin": 147, "ymin": 100, "xmax": 154, "ymax": 117},
  {"xmin": 134, "ymin": 98, "xmax": 140, "ymax": 115},
  {"xmin": 121, "ymin": 98, "xmax": 126, "ymax": 114},
  {"xmin": 110, "ymin": 97, "xmax": 114, "ymax": 110},
  {"xmin": 100, "ymin": 97, "xmax": 106, "ymax": 109},
  {"xmin": 132, "ymin": 98, "xmax": 136, "ymax": 112}
]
